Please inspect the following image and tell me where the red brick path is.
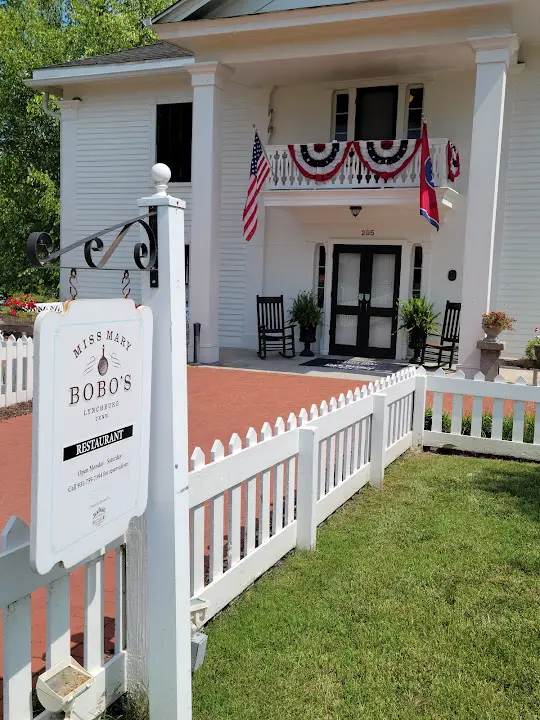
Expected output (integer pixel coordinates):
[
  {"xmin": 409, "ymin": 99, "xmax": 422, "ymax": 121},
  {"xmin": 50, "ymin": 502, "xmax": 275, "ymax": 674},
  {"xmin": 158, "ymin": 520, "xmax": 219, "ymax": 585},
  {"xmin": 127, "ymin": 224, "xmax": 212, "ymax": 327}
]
[{"xmin": 0, "ymin": 367, "xmax": 362, "ymax": 709}]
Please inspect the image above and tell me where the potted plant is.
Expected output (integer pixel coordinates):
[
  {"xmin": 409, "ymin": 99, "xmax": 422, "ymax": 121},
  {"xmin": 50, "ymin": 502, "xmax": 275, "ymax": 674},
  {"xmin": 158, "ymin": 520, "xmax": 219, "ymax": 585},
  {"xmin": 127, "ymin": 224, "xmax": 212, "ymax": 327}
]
[
  {"xmin": 0, "ymin": 294, "xmax": 57, "ymax": 338},
  {"xmin": 397, "ymin": 296, "xmax": 440, "ymax": 364},
  {"xmin": 288, "ymin": 290, "xmax": 324, "ymax": 357},
  {"xmin": 525, "ymin": 328, "xmax": 540, "ymax": 363},
  {"xmin": 481, "ymin": 311, "xmax": 515, "ymax": 343}
]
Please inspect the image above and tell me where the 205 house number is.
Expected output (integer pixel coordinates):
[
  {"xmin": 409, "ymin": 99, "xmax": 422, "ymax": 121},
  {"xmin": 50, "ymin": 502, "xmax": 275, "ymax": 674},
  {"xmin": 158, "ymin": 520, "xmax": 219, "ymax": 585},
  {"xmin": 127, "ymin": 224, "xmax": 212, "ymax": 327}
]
[{"xmin": 361, "ymin": 229, "xmax": 375, "ymax": 236}]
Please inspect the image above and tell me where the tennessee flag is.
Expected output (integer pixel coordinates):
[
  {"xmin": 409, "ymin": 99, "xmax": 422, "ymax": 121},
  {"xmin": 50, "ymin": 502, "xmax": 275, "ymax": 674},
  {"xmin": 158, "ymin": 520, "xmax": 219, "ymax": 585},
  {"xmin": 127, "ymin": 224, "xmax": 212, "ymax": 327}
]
[{"xmin": 420, "ymin": 119, "xmax": 439, "ymax": 231}]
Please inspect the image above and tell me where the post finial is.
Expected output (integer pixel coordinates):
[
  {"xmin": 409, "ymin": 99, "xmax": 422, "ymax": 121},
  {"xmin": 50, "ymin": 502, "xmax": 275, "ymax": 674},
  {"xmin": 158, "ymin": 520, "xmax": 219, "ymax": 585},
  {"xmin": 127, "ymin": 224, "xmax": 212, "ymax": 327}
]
[{"xmin": 151, "ymin": 163, "xmax": 171, "ymax": 196}]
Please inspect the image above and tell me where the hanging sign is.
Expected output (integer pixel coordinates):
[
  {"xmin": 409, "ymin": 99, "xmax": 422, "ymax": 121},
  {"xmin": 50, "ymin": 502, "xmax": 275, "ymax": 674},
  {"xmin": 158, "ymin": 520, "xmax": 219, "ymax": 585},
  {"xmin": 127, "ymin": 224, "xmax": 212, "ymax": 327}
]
[{"xmin": 30, "ymin": 299, "xmax": 153, "ymax": 574}]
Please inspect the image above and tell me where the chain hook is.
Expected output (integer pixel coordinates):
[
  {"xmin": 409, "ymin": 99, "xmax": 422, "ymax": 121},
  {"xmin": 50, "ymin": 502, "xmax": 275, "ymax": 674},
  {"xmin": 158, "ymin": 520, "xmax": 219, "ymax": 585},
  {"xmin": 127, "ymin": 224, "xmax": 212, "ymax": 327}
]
[
  {"xmin": 69, "ymin": 268, "xmax": 78, "ymax": 300},
  {"xmin": 122, "ymin": 270, "xmax": 131, "ymax": 299}
]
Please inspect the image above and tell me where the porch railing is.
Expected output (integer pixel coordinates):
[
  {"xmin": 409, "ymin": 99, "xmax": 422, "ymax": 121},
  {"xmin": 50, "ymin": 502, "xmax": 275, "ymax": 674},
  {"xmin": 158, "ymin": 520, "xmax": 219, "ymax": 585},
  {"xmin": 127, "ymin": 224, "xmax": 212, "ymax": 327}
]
[{"xmin": 267, "ymin": 138, "xmax": 451, "ymax": 190}]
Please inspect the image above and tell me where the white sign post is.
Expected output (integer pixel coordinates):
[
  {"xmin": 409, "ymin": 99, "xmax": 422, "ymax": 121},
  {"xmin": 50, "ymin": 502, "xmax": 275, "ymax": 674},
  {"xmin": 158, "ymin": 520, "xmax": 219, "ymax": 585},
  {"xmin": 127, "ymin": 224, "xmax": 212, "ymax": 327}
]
[{"xmin": 30, "ymin": 298, "xmax": 153, "ymax": 574}]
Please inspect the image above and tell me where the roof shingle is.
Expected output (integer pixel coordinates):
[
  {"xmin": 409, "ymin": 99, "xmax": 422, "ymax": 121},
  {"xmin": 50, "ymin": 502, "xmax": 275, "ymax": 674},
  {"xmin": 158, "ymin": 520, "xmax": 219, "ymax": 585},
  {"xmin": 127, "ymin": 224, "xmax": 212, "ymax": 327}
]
[{"xmin": 37, "ymin": 42, "xmax": 192, "ymax": 71}]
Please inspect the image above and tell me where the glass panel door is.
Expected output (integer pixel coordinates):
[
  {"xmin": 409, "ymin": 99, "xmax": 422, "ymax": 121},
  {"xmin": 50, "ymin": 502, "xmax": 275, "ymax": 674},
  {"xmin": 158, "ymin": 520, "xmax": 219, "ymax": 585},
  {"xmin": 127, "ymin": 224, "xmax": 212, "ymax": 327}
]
[
  {"xmin": 333, "ymin": 252, "xmax": 361, "ymax": 349},
  {"xmin": 330, "ymin": 245, "xmax": 401, "ymax": 358}
]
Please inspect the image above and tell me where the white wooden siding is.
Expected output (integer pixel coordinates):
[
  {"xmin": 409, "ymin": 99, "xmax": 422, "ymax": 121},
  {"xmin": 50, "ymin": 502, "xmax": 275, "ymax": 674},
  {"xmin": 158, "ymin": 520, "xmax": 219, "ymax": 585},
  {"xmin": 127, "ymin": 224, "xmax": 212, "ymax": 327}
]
[
  {"xmin": 498, "ymin": 46, "xmax": 540, "ymax": 357},
  {"xmin": 61, "ymin": 84, "xmax": 192, "ymax": 304}
]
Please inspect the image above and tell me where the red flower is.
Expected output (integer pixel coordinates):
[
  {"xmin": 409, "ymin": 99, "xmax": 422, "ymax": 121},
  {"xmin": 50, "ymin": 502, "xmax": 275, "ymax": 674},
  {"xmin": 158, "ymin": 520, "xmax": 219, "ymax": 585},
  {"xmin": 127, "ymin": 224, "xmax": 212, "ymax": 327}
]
[{"xmin": 10, "ymin": 309, "xmax": 16, "ymax": 316}]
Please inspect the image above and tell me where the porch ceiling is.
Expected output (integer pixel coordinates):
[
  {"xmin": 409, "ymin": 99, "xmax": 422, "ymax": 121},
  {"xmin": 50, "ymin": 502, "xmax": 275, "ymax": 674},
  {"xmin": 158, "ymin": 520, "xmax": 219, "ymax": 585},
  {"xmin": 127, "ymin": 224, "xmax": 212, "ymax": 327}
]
[{"xmin": 226, "ymin": 43, "xmax": 475, "ymax": 86}]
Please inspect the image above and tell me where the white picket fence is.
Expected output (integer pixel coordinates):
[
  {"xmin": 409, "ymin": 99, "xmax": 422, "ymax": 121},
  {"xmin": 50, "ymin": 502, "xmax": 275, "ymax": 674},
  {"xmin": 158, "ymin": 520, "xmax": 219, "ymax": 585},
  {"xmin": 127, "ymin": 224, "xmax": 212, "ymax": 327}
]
[
  {"xmin": 0, "ymin": 518, "xmax": 126, "ymax": 720},
  {"xmin": 188, "ymin": 366, "xmax": 418, "ymax": 624},
  {"xmin": 425, "ymin": 368, "xmax": 540, "ymax": 461},
  {"xmin": 0, "ymin": 336, "xmax": 33, "ymax": 408},
  {"xmin": 5, "ymin": 363, "xmax": 540, "ymax": 719}
]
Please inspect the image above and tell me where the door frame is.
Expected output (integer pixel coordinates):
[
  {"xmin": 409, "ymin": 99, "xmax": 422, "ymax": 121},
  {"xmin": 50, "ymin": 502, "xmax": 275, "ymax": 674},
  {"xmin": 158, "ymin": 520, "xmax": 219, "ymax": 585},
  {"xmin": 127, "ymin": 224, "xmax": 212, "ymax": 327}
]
[{"xmin": 321, "ymin": 239, "xmax": 414, "ymax": 360}]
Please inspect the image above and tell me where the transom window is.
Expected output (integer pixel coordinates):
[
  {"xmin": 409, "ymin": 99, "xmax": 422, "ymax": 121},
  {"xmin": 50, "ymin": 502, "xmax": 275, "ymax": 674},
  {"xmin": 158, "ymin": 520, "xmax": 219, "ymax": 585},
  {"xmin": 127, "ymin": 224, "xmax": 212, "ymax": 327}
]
[{"xmin": 333, "ymin": 85, "xmax": 424, "ymax": 142}]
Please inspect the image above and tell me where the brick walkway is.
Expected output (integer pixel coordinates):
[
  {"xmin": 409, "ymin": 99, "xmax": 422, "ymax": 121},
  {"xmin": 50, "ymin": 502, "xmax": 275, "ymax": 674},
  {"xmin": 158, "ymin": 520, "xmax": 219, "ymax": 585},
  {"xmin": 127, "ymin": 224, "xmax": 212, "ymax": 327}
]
[{"xmin": 0, "ymin": 366, "xmax": 362, "ymax": 709}]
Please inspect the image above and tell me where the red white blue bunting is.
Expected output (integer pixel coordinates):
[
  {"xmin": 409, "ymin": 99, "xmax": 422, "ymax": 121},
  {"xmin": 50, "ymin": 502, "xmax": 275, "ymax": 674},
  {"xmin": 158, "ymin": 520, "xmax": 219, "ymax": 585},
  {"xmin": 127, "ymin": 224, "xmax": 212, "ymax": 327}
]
[
  {"xmin": 353, "ymin": 139, "xmax": 421, "ymax": 180},
  {"xmin": 287, "ymin": 142, "xmax": 352, "ymax": 182},
  {"xmin": 447, "ymin": 141, "xmax": 461, "ymax": 181}
]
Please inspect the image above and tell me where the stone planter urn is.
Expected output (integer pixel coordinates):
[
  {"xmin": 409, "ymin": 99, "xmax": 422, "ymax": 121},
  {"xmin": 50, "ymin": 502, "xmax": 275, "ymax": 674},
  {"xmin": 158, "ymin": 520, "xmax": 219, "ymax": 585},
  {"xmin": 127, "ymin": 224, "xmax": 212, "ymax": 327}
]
[
  {"xmin": 299, "ymin": 324, "xmax": 317, "ymax": 357},
  {"xmin": 481, "ymin": 319, "xmax": 503, "ymax": 343},
  {"xmin": 534, "ymin": 345, "xmax": 540, "ymax": 363},
  {"xmin": 408, "ymin": 327, "xmax": 427, "ymax": 364}
]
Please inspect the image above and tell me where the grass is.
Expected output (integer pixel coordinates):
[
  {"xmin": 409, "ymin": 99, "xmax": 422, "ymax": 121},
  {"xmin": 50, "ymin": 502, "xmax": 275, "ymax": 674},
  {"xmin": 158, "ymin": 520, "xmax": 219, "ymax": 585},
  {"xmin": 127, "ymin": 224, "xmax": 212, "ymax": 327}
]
[{"xmin": 193, "ymin": 452, "xmax": 540, "ymax": 720}]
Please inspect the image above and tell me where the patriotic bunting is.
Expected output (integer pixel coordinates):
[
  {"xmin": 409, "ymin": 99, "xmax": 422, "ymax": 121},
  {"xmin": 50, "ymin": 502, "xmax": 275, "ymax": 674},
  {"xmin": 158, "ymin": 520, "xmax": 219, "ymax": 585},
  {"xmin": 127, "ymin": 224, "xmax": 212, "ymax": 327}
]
[
  {"xmin": 353, "ymin": 139, "xmax": 421, "ymax": 180},
  {"xmin": 287, "ymin": 142, "xmax": 352, "ymax": 182},
  {"xmin": 447, "ymin": 141, "xmax": 461, "ymax": 182}
]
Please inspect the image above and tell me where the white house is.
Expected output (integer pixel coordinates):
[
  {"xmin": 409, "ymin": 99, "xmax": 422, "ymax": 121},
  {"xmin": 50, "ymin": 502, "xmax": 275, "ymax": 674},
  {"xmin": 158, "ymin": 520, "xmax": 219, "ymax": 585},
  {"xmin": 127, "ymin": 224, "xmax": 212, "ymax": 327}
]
[{"xmin": 28, "ymin": 0, "xmax": 540, "ymax": 374}]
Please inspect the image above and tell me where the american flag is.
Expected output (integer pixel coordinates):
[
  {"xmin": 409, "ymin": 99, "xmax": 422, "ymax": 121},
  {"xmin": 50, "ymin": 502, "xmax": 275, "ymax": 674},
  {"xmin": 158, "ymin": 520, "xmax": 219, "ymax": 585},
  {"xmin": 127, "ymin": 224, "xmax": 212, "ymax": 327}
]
[{"xmin": 243, "ymin": 130, "xmax": 271, "ymax": 242}]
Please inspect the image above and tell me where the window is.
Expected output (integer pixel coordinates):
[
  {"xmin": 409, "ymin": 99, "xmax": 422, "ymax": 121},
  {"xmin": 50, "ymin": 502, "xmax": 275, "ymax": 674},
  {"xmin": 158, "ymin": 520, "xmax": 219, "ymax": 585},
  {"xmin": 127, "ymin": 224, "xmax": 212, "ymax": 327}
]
[
  {"xmin": 334, "ymin": 93, "xmax": 349, "ymax": 142},
  {"xmin": 412, "ymin": 246, "xmax": 423, "ymax": 298},
  {"xmin": 407, "ymin": 87, "xmax": 424, "ymax": 139},
  {"xmin": 156, "ymin": 103, "xmax": 193, "ymax": 183},
  {"xmin": 333, "ymin": 84, "xmax": 425, "ymax": 141},
  {"xmin": 355, "ymin": 86, "xmax": 398, "ymax": 141},
  {"xmin": 317, "ymin": 245, "xmax": 326, "ymax": 308}
]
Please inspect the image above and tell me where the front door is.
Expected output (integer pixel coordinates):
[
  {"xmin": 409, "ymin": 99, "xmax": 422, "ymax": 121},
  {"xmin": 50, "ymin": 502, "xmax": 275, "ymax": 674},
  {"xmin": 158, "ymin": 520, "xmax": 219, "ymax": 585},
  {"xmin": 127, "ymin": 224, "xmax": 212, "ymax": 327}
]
[{"xmin": 329, "ymin": 245, "xmax": 401, "ymax": 358}]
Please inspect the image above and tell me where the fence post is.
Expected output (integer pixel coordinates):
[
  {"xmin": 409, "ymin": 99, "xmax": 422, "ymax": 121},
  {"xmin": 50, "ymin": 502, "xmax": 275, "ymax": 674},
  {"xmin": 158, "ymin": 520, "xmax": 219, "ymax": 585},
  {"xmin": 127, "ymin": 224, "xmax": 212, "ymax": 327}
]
[
  {"xmin": 370, "ymin": 393, "xmax": 388, "ymax": 490},
  {"xmin": 412, "ymin": 367, "xmax": 427, "ymax": 448},
  {"xmin": 133, "ymin": 164, "xmax": 192, "ymax": 719},
  {"xmin": 296, "ymin": 426, "xmax": 319, "ymax": 550}
]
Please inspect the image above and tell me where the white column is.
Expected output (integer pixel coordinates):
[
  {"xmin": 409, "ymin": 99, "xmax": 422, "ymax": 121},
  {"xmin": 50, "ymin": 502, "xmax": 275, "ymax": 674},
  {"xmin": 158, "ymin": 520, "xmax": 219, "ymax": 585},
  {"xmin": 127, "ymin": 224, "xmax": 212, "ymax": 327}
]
[
  {"xmin": 138, "ymin": 165, "xmax": 192, "ymax": 720},
  {"xmin": 187, "ymin": 62, "xmax": 230, "ymax": 364},
  {"xmin": 458, "ymin": 35, "xmax": 519, "ymax": 376}
]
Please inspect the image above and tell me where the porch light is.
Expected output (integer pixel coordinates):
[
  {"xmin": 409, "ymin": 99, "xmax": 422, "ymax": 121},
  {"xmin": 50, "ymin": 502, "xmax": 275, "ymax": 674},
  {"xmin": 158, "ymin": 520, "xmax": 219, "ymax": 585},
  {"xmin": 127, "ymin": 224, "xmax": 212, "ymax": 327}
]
[{"xmin": 349, "ymin": 206, "xmax": 362, "ymax": 218}]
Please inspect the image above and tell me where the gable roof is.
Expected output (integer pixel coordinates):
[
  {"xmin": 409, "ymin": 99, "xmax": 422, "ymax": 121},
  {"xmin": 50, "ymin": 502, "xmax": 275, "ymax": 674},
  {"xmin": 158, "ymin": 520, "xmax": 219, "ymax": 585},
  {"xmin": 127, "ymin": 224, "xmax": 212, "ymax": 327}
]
[
  {"xmin": 153, "ymin": 0, "xmax": 375, "ymax": 23},
  {"xmin": 36, "ymin": 42, "xmax": 192, "ymax": 71}
]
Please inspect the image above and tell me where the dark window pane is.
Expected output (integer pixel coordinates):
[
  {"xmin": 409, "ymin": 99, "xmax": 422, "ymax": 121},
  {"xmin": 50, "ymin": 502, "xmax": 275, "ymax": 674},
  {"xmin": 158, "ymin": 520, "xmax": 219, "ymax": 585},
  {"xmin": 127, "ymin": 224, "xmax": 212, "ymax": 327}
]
[
  {"xmin": 407, "ymin": 88, "xmax": 424, "ymax": 139},
  {"xmin": 414, "ymin": 246, "xmax": 423, "ymax": 268},
  {"xmin": 336, "ymin": 93, "xmax": 349, "ymax": 113},
  {"xmin": 413, "ymin": 268, "xmax": 422, "ymax": 288},
  {"xmin": 409, "ymin": 87, "xmax": 424, "ymax": 109},
  {"xmin": 355, "ymin": 86, "xmax": 398, "ymax": 140},
  {"xmin": 335, "ymin": 115, "xmax": 348, "ymax": 138},
  {"xmin": 156, "ymin": 103, "xmax": 193, "ymax": 183},
  {"xmin": 317, "ymin": 246, "xmax": 326, "ymax": 307}
]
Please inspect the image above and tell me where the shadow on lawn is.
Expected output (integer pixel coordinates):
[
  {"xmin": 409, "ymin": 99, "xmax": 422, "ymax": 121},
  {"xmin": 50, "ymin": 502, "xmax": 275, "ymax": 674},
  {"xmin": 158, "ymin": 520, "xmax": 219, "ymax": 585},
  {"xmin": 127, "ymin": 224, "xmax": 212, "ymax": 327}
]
[{"xmin": 471, "ymin": 461, "xmax": 540, "ymax": 523}]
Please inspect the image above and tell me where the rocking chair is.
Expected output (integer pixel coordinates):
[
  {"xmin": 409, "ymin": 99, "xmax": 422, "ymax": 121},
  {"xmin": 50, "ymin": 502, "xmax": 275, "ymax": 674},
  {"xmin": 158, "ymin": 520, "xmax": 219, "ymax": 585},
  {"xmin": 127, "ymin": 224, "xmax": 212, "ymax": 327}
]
[
  {"xmin": 421, "ymin": 301, "xmax": 461, "ymax": 369},
  {"xmin": 257, "ymin": 295, "xmax": 296, "ymax": 359}
]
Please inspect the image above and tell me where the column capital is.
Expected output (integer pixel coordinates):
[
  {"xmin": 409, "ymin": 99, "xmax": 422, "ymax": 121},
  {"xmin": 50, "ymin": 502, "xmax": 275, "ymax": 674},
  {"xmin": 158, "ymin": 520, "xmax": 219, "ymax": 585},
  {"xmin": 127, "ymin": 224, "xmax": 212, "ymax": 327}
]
[
  {"xmin": 186, "ymin": 62, "xmax": 233, "ymax": 89},
  {"xmin": 468, "ymin": 34, "xmax": 519, "ymax": 67}
]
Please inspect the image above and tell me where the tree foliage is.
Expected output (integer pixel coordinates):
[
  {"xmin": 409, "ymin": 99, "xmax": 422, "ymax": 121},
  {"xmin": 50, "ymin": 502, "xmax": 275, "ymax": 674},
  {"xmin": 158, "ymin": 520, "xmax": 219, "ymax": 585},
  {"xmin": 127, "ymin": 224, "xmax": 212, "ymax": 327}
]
[{"xmin": 0, "ymin": 0, "xmax": 171, "ymax": 297}]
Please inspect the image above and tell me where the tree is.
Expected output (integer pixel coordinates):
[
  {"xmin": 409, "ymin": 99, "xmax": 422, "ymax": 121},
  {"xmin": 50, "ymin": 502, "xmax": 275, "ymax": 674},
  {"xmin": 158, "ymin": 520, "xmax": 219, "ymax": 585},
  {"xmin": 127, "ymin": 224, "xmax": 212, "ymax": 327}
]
[{"xmin": 0, "ymin": 0, "xmax": 171, "ymax": 298}]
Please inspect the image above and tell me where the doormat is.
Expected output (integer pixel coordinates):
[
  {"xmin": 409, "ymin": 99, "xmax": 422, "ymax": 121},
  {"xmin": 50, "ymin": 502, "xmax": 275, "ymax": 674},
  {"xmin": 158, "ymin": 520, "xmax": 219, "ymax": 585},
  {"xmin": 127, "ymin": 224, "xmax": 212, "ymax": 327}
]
[{"xmin": 300, "ymin": 357, "xmax": 408, "ymax": 376}]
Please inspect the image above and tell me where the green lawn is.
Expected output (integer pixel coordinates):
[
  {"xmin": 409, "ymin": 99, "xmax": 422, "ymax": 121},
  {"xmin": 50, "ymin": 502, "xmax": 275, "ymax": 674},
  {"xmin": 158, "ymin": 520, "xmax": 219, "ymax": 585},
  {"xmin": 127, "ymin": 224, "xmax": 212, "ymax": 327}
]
[{"xmin": 193, "ymin": 452, "xmax": 540, "ymax": 720}]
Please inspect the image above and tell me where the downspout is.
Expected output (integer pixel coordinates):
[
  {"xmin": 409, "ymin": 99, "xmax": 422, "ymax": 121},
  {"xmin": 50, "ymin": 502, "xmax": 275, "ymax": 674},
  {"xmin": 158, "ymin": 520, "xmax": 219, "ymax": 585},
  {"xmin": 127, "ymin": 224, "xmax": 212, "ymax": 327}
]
[{"xmin": 43, "ymin": 92, "xmax": 61, "ymax": 120}]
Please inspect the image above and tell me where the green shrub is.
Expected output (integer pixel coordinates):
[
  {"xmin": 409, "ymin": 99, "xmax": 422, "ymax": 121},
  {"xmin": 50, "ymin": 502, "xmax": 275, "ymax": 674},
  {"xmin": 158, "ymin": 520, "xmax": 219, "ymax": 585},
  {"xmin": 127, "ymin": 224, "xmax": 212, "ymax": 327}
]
[
  {"xmin": 424, "ymin": 408, "xmax": 536, "ymax": 444},
  {"xmin": 525, "ymin": 338, "xmax": 540, "ymax": 360}
]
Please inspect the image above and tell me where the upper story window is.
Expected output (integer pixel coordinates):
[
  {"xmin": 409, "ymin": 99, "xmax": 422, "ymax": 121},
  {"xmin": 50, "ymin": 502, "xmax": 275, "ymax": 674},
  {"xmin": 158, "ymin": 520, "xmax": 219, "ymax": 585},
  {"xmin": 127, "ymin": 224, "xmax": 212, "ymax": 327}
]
[
  {"xmin": 407, "ymin": 87, "xmax": 424, "ymax": 139},
  {"xmin": 156, "ymin": 103, "xmax": 193, "ymax": 183},
  {"xmin": 334, "ymin": 93, "xmax": 349, "ymax": 142},
  {"xmin": 333, "ymin": 85, "xmax": 424, "ymax": 142}
]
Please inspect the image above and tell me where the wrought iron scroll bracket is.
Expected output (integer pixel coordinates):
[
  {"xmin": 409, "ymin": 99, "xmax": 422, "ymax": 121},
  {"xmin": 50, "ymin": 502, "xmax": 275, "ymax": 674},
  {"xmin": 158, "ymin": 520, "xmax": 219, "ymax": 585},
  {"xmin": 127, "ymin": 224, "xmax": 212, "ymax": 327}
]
[{"xmin": 27, "ymin": 208, "xmax": 159, "ymax": 288}]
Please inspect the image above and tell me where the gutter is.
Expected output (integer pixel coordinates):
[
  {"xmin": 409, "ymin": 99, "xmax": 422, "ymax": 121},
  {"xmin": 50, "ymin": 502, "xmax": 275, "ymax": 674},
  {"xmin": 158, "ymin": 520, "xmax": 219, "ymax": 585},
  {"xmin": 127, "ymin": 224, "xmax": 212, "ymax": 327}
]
[{"xmin": 42, "ymin": 91, "xmax": 61, "ymax": 120}]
